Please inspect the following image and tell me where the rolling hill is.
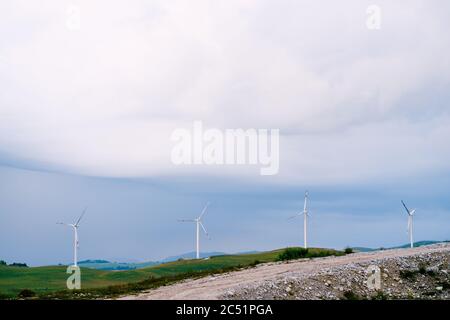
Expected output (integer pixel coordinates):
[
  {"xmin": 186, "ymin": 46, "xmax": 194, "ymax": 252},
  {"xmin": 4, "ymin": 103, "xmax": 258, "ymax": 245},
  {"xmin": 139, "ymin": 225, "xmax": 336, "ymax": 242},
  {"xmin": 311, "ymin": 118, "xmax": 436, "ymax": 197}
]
[
  {"xmin": 75, "ymin": 252, "xmax": 232, "ymax": 271},
  {"xmin": 0, "ymin": 247, "xmax": 342, "ymax": 299},
  {"xmin": 352, "ymin": 240, "xmax": 449, "ymax": 252}
]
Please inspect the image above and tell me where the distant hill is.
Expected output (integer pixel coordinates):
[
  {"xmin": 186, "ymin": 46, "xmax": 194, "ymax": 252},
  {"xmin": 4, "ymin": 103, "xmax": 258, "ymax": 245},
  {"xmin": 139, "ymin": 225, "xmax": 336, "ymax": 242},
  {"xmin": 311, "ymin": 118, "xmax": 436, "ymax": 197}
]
[
  {"xmin": 64, "ymin": 241, "xmax": 450, "ymax": 270},
  {"xmin": 78, "ymin": 259, "xmax": 109, "ymax": 264},
  {"xmin": 77, "ymin": 252, "xmax": 227, "ymax": 271},
  {"xmin": 77, "ymin": 251, "xmax": 261, "ymax": 271},
  {"xmin": 159, "ymin": 251, "xmax": 227, "ymax": 263},
  {"xmin": 352, "ymin": 240, "xmax": 449, "ymax": 252},
  {"xmin": 77, "ymin": 260, "xmax": 158, "ymax": 271},
  {"xmin": 392, "ymin": 240, "xmax": 448, "ymax": 249}
]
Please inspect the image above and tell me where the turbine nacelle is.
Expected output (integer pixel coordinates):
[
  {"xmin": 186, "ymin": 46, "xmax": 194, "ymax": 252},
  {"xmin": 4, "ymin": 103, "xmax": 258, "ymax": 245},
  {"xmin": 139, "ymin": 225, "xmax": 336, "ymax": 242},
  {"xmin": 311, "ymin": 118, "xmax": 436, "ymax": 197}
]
[{"xmin": 401, "ymin": 200, "xmax": 415, "ymax": 216}]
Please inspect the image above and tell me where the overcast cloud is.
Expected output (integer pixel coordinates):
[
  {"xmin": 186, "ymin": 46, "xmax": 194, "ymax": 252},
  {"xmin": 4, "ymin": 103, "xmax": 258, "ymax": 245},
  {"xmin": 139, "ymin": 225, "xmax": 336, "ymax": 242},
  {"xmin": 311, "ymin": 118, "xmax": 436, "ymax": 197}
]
[{"xmin": 0, "ymin": 1, "xmax": 449, "ymax": 265}]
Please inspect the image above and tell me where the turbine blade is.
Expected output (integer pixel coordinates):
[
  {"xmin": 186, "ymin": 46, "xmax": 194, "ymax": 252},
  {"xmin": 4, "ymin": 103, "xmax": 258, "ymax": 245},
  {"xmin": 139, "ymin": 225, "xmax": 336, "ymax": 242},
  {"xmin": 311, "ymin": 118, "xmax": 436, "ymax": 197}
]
[
  {"xmin": 401, "ymin": 200, "xmax": 410, "ymax": 214},
  {"xmin": 287, "ymin": 214, "xmax": 300, "ymax": 220},
  {"xmin": 178, "ymin": 219, "xmax": 195, "ymax": 222},
  {"xmin": 75, "ymin": 207, "xmax": 87, "ymax": 226},
  {"xmin": 199, "ymin": 222, "xmax": 210, "ymax": 239},
  {"xmin": 410, "ymin": 209, "xmax": 416, "ymax": 216},
  {"xmin": 198, "ymin": 202, "xmax": 210, "ymax": 220}
]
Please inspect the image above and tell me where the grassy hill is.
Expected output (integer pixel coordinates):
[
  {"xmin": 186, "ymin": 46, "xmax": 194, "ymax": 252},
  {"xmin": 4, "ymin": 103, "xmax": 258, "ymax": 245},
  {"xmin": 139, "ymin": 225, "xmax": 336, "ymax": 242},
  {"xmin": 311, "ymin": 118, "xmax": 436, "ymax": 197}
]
[{"xmin": 0, "ymin": 247, "xmax": 342, "ymax": 299}]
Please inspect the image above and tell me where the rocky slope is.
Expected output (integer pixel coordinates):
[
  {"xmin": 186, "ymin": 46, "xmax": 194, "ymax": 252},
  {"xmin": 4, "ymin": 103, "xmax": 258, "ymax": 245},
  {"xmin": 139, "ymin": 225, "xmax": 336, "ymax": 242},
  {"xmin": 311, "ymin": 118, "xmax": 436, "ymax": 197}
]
[
  {"xmin": 222, "ymin": 245, "xmax": 449, "ymax": 300},
  {"xmin": 120, "ymin": 243, "xmax": 450, "ymax": 300}
]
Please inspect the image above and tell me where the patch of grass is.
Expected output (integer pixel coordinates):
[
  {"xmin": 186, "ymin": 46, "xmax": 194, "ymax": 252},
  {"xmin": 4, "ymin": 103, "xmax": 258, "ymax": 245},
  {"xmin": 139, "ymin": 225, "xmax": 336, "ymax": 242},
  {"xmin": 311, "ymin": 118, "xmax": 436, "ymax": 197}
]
[
  {"xmin": 39, "ymin": 265, "xmax": 248, "ymax": 299},
  {"xmin": 0, "ymin": 291, "xmax": 9, "ymax": 300},
  {"xmin": 342, "ymin": 290, "xmax": 360, "ymax": 300},
  {"xmin": 400, "ymin": 264, "xmax": 437, "ymax": 281},
  {"xmin": 400, "ymin": 269, "xmax": 417, "ymax": 280},
  {"xmin": 371, "ymin": 290, "xmax": 388, "ymax": 300}
]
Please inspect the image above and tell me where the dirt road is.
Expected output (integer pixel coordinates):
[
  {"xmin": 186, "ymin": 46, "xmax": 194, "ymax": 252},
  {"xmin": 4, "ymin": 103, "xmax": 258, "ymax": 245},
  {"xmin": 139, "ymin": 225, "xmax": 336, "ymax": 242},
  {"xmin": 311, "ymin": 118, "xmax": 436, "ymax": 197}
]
[{"xmin": 118, "ymin": 244, "xmax": 450, "ymax": 300}]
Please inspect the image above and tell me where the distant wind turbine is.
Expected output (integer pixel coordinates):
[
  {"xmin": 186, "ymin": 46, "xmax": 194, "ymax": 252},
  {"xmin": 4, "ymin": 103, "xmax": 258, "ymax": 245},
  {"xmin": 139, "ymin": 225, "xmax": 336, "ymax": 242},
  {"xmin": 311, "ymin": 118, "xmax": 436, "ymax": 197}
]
[
  {"xmin": 178, "ymin": 202, "xmax": 211, "ymax": 259},
  {"xmin": 401, "ymin": 200, "xmax": 416, "ymax": 248},
  {"xmin": 289, "ymin": 191, "xmax": 309, "ymax": 249},
  {"xmin": 57, "ymin": 207, "xmax": 87, "ymax": 267}
]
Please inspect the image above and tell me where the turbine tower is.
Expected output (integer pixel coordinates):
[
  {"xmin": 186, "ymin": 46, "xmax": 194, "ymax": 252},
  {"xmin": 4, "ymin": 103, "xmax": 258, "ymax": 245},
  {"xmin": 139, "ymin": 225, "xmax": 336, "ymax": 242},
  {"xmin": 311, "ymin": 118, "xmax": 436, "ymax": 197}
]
[
  {"xmin": 289, "ymin": 191, "xmax": 309, "ymax": 249},
  {"xmin": 57, "ymin": 207, "xmax": 87, "ymax": 267},
  {"xmin": 401, "ymin": 200, "xmax": 416, "ymax": 248},
  {"xmin": 179, "ymin": 202, "xmax": 211, "ymax": 259}
]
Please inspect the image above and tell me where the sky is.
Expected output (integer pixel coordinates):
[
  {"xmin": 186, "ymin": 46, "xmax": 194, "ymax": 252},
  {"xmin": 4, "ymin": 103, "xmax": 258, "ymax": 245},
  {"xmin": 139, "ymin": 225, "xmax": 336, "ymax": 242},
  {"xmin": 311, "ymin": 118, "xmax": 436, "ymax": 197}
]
[{"xmin": 0, "ymin": 0, "xmax": 449, "ymax": 266}]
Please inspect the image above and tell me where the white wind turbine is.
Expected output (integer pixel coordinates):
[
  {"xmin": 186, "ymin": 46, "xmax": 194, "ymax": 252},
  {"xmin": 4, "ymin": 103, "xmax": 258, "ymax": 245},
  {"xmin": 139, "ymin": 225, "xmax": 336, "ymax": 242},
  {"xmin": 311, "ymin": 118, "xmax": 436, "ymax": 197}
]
[
  {"xmin": 57, "ymin": 207, "xmax": 87, "ymax": 267},
  {"xmin": 289, "ymin": 191, "xmax": 310, "ymax": 249},
  {"xmin": 401, "ymin": 200, "xmax": 416, "ymax": 248},
  {"xmin": 178, "ymin": 202, "xmax": 211, "ymax": 259}
]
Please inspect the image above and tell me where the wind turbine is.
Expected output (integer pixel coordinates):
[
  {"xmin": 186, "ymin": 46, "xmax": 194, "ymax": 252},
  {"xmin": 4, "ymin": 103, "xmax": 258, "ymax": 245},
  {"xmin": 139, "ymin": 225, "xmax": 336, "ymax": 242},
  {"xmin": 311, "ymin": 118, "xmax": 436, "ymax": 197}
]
[
  {"xmin": 401, "ymin": 200, "xmax": 416, "ymax": 248},
  {"xmin": 57, "ymin": 207, "xmax": 87, "ymax": 267},
  {"xmin": 289, "ymin": 191, "xmax": 309, "ymax": 249},
  {"xmin": 178, "ymin": 203, "xmax": 211, "ymax": 259}
]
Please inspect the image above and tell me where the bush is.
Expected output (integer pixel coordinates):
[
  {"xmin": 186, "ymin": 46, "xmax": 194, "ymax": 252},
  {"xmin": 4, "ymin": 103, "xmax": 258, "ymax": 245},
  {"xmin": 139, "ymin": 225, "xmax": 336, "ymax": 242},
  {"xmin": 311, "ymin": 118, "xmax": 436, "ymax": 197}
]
[
  {"xmin": 9, "ymin": 263, "xmax": 28, "ymax": 267},
  {"xmin": 18, "ymin": 289, "xmax": 36, "ymax": 298},
  {"xmin": 399, "ymin": 269, "xmax": 417, "ymax": 280},
  {"xmin": 344, "ymin": 247, "xmax": 354, "ymax": 254},
  {"xmin": 343, "ymin": 290, "xmax": 360, "ymax": 300},
  {"xmin": 0, "ymin": 260, "xmax": 6, "ymax": 266},
  {"xmin": 278, "ymin": 248, "xmax": 309, "ymax": 261}
]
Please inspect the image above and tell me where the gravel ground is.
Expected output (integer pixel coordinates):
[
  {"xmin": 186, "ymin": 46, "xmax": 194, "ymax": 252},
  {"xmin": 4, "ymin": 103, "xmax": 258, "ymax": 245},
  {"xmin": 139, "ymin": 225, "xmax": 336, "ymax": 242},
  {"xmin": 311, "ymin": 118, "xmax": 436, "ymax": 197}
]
[{"xmin": 119, "ymin": 243, "xmax": 450, "ymax": 300}]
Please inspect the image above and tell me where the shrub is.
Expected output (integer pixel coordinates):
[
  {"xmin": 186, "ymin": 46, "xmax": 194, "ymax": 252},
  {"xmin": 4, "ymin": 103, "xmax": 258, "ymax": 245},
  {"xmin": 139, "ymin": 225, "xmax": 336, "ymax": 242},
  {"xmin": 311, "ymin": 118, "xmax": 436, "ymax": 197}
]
[
  {"xmin": 401, "ymin": 265, "xmax": 436, "ymax": 280},
  {"xmin": 9, "ymin": 262, "xmax": 28, "ymax": 267},
  {"xmin": 18, "ymin": 289, "xmax": 36, "ymax": 298},
  {"xmin": 278, "ymin": 248, "xmax": 309, "ymax": 261},
  {"xmin": 343, "ymin": 290, "xmax": 360, "ymax": 300},
  {"xmin": 0, "ymin": 260, "xmax": 6, "ymax": 266},
  {"xmin": 344, "ymin": 247, "xmax": 354, "ymax": 254},
  {"xmin": 418, "ymin": 265, "xmax": 427, "ymax": 274},
  {"xmin": 399, "ymin": 269, "xmax": 417, "ymax": 280}
]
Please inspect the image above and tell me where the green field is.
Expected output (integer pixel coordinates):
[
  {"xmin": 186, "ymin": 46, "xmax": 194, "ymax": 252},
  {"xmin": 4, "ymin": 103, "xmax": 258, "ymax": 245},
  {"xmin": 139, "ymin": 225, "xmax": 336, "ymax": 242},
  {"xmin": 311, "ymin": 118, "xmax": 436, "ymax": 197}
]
[{"xmin": 0, "ymin": 247, "xmax": 343, "ymax": 299}]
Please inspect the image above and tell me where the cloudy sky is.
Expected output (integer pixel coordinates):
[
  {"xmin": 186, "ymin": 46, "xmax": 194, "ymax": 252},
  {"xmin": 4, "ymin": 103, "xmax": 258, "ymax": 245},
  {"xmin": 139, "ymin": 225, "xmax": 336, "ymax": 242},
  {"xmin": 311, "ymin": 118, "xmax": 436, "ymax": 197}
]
[{"xmin": 1, "ymin": 0, "xmax": 449, "ymax": 266}]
